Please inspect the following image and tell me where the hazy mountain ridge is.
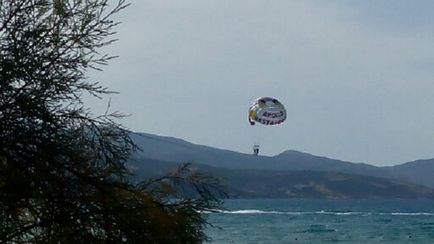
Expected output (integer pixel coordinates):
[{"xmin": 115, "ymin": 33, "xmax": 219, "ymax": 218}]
[
  {"xmin": 385, "ymin": 159, "xmax": 434, "ymax": 188},
  {"xmin": 128, "ymin": 157, "xmax": 434, "ymax": 199},
  {"xmin": 130, "ymin": 132, "xmax": 434, "ymax": 189}
]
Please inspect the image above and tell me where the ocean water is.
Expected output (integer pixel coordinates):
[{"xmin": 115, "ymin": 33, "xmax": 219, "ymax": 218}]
[{"xmin": 205, "ymin": 199, "xmax": 434, "ymax": 243}]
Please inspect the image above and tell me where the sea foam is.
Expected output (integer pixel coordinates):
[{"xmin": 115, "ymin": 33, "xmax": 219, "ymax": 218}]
[{"xmin": 210, "ymin": 209, "xmax": 434, "ymax": 216}]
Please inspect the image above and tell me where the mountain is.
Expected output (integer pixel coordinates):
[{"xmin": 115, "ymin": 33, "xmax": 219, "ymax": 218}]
[
  {"xmin": 129, "ymin": 133, "xmax": 378, "ymax": 172},
  {"xmin": 386, "ymin": 159, "xmax": 434, "ymax": 188},
  {"xmin": 128, "ymin": 157, "xmax": 434, "ymax": 199},
  {"xmin": 129, "ymin": 132, "xmax": 434, "ymax": 188}
]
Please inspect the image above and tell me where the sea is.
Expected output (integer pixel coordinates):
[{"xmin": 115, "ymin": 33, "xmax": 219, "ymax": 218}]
[{"xmin": 205, "ymin": 199, "xmax": 434, "ymax": 243}]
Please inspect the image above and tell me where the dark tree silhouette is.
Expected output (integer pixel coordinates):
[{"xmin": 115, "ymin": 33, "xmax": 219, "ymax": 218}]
[{"xmin": 0, "ymin": 1, "xmax": 222, "ymax": 243}]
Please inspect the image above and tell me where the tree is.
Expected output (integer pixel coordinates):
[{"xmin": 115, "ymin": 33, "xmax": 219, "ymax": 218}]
[{"xmin": 0, "ymin": 1, "xmax": 222, "ymax": 242}]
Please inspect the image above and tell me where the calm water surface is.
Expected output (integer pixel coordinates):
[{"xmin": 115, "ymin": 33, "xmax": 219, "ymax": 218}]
[{"xmin": 205, "ymin": 199, "xmax": 434, "ymax": 243}]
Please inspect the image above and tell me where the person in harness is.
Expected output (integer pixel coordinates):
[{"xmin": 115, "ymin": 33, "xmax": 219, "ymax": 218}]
[{"xmin": 253, "ymin": 144, "xmax": 260, "ymax": 156}]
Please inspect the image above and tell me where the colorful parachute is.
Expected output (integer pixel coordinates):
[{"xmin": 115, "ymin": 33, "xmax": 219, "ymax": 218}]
[{"xmin": 248, "ymin": 97, "xmax": 286, "ymax": 126}]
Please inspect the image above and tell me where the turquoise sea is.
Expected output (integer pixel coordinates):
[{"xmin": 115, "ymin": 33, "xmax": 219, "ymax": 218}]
[{"xmin": 205, "ymin": 199, "xmax": 434, "ymax": 243}]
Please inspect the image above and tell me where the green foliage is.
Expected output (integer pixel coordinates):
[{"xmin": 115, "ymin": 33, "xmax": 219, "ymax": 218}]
[{"xmin": 0, "ymin": 1, "xmax": 222, "ymax": 242}]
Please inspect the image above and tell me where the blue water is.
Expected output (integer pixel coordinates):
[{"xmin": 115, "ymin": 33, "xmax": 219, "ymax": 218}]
[{"xmin": 205, "ymin": 199, "xmax": 434, "ymax": 243}]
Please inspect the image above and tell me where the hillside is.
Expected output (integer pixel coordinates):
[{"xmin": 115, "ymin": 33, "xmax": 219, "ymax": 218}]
[
  {"xmin": 128, "ymin": 157, "xmax": 434, "ymax": 199},
  {"xmin": 130, "ymin": 132, "xmax": 434, "ymax": 188},
  {"xmin": 129, "ymin": 133, "xmax": 381, "ymax": 173},
  {"xmin": 386, "ymin": 159, "xmax": 434, "ymax": 188}
]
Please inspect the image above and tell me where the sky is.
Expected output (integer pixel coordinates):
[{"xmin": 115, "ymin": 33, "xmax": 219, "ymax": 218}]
[{"xmin": 88, "ymin": 0, "xmax": 434, "ymax": 166}]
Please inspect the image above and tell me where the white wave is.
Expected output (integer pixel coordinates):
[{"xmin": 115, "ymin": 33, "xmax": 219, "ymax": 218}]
[
  {"xmin": 219, "ymin": 209, "xmax": 289, "ymax": 214},
  {"xmin": 388, "ymin": 212, "xmax": 434, "ymax": 216},
  {"xmin": 209, "ymin": 209, "xmax": 434, "ymax": 216},
  {"xmin": 314, "ymin": 211, "xmax": 366, "ymax": 216},
  {"xmin": 214, "ymin": 209, "xmax": 350, "ymax": 215}
]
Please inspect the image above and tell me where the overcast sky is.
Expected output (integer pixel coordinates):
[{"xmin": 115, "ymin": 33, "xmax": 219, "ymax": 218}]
[{"xmin": 88, "ymin": 0, "xmax": 434, "ymax": 166}]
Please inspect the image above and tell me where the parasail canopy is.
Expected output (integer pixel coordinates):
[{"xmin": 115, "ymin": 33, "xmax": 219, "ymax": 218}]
[{"xmin": 248, "ymin": 97, "xmax": 286, "ymax": 126}]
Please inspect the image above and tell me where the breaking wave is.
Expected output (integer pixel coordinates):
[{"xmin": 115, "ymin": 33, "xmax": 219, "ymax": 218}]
[{"xmin": 208, "ymin": 209, "xmax": 434, "ymax": 216}]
